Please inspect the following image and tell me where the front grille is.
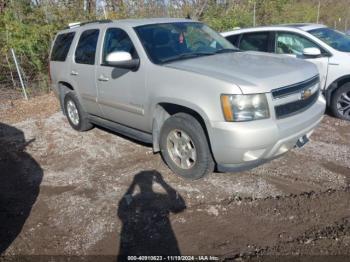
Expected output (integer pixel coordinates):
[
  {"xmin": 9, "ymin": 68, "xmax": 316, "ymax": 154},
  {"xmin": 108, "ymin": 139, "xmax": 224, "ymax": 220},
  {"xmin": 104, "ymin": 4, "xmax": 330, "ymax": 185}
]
[
  {"xmin": 275, "ymin": 90, "xmax": 319, "ymax": 119},
  {"xmin": 272, "ymin": 75, "xmax": 320, "ymax": 99}
]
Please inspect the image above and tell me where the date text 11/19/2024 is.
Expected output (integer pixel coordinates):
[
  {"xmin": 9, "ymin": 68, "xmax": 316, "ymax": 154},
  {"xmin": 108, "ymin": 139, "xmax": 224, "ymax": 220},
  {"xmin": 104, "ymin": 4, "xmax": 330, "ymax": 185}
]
[{"xmin": 127, "ymin": 256, "xmax": 219, "ymax": 261}]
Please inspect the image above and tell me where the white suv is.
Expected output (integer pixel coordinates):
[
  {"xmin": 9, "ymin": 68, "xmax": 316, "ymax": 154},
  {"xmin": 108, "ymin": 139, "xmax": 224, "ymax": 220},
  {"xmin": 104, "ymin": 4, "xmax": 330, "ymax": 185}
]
[{"xmin": 222, "ymin": 24, "xmax": 350, "ymax": 120}]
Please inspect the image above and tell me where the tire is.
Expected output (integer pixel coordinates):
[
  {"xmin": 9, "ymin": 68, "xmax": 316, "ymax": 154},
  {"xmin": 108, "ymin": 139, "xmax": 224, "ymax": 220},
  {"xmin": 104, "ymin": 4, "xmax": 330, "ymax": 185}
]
[
  {"xmin": 64, "ymin": 92, "xmax": 93, "ymax": 131},
  {"xmin": 330, "ymin": 83, "xmax": 350, "ymax": 121},
  {"xmin": 159, "ymin": 113, "xmax": 215, "ymax": 180}
]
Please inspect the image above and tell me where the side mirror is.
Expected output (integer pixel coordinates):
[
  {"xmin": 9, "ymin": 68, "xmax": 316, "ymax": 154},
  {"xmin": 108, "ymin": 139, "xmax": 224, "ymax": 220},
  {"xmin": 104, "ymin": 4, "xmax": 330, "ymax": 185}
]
[
  {"xmin": 105, "ymin": 51, "xmax": 140, "ymax": 70},
  {"xmin": 303, "ymin": 47, "xmax": 321, "ymax": 58}
]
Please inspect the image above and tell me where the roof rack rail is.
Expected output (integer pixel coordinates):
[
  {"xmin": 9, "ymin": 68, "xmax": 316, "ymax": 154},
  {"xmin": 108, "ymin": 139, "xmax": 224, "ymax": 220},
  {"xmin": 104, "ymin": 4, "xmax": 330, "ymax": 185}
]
[{"xmin": 65, "ymin": 19, "xmax": 112, "ymax": 29}]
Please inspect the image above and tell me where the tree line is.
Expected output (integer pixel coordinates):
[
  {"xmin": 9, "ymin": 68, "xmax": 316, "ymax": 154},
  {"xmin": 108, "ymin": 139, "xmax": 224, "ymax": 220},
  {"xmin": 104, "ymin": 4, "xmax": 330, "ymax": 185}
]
[{"xmin": 0, "ymin": 0, "xmax": 349, "ymax": 94}]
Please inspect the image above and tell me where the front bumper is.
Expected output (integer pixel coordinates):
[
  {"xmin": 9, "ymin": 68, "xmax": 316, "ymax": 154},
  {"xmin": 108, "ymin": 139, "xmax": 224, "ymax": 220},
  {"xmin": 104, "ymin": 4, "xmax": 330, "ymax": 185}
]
[{"xmin": 208, "ymin": 95, "xmax": 326, "ymax": 172}]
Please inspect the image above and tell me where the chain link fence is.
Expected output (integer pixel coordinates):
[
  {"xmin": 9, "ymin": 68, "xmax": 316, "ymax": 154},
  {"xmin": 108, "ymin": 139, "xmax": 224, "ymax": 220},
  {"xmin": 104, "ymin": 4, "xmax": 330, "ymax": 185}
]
[{"xmin": 0, "ymin": 50, "xmax": 51, "ymax": 102}]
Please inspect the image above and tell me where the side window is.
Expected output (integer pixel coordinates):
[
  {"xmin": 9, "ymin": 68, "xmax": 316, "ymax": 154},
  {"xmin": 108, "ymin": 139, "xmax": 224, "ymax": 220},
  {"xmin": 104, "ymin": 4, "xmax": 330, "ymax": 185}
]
[
  {"xmin": 75, "ymin": 29, "xmax": 99, "ymax": 65},
  {"xmin": 240, "ymin": 32, "xmax": 269, "ymax": 52},
  {"xmin": 225, "ymin": 34, "xmax": 240, "ymax": 47},
  {"xmin": 276, "ymin": 32, "xmax": 320, "ymax": 55},
  {"xmin": 102, "ymin": 28, "xmax": 138, "ymax": 64},
  {"xmin": 51, "ymin": 32, "xmax": 75, "ymax": 61}
]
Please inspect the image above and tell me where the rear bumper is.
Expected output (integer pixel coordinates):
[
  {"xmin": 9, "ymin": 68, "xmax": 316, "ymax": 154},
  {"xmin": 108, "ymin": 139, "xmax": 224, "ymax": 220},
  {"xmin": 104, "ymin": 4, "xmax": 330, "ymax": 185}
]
[{"xmin": 208, "ymin": 95, "xmax": 326, "ymax": 171}]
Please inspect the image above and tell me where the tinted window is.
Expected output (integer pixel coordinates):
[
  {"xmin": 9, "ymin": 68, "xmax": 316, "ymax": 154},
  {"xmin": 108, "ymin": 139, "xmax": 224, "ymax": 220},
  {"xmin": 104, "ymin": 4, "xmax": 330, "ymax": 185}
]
[
  {"xmin": 51, "ymin": 32, "xmax": 75, "ymax": 61},
  {"xmin": 226, "ymin": 34, "xmax": 240, "ymax": 46},
  {"xmin": 240, "ymin": 32, "xmax": 269, "ymax": 52},
  {"xmin": 276, "ymin": 32, "xmax": 320, "ymax": 55},
  {"xmin": 75, "ymin": 29, "xmax": 99, "ymax": 65},
  {"xmin": 309, "ymin": 28, "xmax": 350, "ymax": 52},
  {"xmin": 102, "ymin": 28, "xmax": 138, "ymax": 64}
]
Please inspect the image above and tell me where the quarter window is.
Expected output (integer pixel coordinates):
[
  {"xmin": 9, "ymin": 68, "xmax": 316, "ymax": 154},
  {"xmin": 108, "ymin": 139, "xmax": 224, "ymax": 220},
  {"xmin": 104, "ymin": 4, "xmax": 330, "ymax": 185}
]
[
  {"xmin": 102, "ymin": 28, "xmax": 138, "ymax": 64},
  {"xmin": 51, "ymin": 32, "xmax": 75, "ymax": 61},
  {"xmin": 240, "ymin": 32, "xmax": 269, "ymax": 52},
  {"xmin": 75, "ymin": 29, "xmax": 99, "ymax": 65},
  {"xmin": 276, "ymin": 32, "xmax": 320, "ymax": 55},
  {"xmin": 225, "ymin": 34, "xmax": 240, "ymax": 47}
]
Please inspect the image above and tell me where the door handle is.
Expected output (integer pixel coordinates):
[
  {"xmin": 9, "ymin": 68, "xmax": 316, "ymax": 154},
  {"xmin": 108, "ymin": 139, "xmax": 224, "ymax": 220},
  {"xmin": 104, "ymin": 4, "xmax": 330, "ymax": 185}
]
[
  {"xmin": 98, "ymin": 75, "xmax": 109, "ymax": 82},
  {"xmin": 71, "ymin": 70, "xmax": 79, "ymax": 76}
]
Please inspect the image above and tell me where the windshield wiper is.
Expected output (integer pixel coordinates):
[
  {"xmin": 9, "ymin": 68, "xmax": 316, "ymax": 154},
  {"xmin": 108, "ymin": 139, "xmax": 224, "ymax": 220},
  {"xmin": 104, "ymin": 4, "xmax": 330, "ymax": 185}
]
[
  {"xmin": 161, "ymin": 52, "xmax": 214, "ymax": 64},
  {"xmin": 214, "ymin": 48, "xmax": 240, "ymax": 54}
]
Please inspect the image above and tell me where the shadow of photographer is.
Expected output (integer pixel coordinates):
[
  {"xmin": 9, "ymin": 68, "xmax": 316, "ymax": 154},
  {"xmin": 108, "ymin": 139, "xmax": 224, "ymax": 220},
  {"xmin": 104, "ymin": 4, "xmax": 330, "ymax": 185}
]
[
  {"xmin": 118, "ymin": 170, "xmax": 186, "ymax": 258},
  {"xmin": 0, "ymin": 122, "xmax": 43, "ymax": 254}
]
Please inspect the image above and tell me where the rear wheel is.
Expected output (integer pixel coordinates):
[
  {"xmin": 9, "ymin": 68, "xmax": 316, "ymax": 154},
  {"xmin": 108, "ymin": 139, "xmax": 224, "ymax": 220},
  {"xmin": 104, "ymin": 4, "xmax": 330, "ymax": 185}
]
[
  {"xmin": 64, "ymin": 92, "xmax": 93, "ymax": 131},
  {"xmin": 331, "ymin": 83, "xmax": 350, "ymax": 121},
  {"xmin": 160, "ymin": 113, "xmax": 214, "ymax": 180}
]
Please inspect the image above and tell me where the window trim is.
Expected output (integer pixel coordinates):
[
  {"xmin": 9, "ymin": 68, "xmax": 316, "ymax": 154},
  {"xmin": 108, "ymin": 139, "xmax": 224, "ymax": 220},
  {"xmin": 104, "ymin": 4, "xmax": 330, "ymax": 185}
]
[
  {"xmin": 74, "ymin": 28, "xmax": 100, "ymax": 65},
  {"xmin": 274, "ymin": 30, "xmax": 332, "ymax": 57},
  {"xmin": 99, "ymin": 27, "xmax": 140, "ymax": 67}
]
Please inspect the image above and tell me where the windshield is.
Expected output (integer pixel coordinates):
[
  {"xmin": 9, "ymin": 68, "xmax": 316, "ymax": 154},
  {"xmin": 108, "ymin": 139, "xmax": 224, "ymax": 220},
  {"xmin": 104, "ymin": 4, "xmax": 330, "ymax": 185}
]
[
  {"xmin": 309, "ymin": 27, "xmax": 350, "ymax": 52},
  {"xmin": 134, "ymin": 22, "xmax": 238, "ymax": 64}
]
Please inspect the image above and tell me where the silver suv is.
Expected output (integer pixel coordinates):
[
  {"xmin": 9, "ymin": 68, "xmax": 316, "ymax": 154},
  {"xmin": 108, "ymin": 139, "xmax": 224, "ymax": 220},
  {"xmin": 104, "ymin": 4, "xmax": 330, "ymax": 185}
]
[{"xmin": 49, "ymin": 18, "xmax": 326, "ymax": 179}]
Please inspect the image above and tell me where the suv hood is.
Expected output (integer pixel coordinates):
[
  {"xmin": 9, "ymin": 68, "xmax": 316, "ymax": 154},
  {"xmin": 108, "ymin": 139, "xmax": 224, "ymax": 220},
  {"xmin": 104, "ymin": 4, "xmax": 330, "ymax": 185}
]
[{"xmin": 165, "ymin": 51, "xmax": 318, "ymax": 94}]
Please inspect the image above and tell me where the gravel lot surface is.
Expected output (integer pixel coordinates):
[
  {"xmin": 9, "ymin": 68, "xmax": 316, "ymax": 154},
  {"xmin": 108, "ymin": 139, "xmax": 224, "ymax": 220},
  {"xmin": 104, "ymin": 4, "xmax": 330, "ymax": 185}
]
[{"xmin": 0, "ymin": 94, "xmax": 349, "ymax": 261}]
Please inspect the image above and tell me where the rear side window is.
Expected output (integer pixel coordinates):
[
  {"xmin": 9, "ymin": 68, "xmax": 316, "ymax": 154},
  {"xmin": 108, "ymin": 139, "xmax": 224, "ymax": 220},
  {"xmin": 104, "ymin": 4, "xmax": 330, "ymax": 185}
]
[
  {"xmin": 226, "ymin": 34, "xmax": 240, "ymax": 47},
  {"xmin": 240, "ymin": 32, "xmax": 269, "ymax": 52},
  {"xmin": 51, "ymin": 32, "xmax": 75, "ymax": 61},
  {"xmin": 75, "ymin": 29, "xmax": 99, "ymax": 65}
]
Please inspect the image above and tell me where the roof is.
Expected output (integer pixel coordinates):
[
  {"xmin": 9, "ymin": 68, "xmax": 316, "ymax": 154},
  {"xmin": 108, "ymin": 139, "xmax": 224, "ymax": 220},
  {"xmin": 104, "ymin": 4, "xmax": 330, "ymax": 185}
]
[
  {"xmin": 112, "ymin": 18, "xmax": 193, "ymax": 27},
  {"xmin": 66, "ymin": 18, "xmax": 194, "ymax": 30},
  {"xmin": 222, "ymin": 23, "xmax": 327, "ymax": 36},
  {"xmin": 278, "ymin": 23, "xmax": 327, "ymax": 31}
]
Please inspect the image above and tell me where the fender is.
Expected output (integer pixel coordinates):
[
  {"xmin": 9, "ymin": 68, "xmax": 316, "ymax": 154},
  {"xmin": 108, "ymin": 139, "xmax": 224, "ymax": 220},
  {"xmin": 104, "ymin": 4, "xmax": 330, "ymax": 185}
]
[
  {"xmin": 150, "ymin": 98, "xmax": 212, "ymax": 152},
  {"xmin": 325, "ymin": 75, "xmax": 350, "ymax": 105}
]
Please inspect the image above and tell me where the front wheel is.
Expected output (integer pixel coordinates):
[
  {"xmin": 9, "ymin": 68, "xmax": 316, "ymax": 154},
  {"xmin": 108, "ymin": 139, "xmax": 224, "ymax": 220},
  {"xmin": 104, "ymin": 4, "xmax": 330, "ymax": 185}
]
[
  {"xmin": 331, "ymin": 83, "xmax": 350, "ymax": 121},
  {"xmin": 159, "ymin": 113, "xmax": 215, "ymax": 180}
]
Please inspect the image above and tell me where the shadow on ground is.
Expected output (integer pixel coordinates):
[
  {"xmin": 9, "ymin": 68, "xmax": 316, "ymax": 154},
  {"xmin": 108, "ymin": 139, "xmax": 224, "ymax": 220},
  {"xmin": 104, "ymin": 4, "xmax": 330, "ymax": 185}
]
[
  {"xmin": 117, "ymin": 170, "xmax": 186, "ymax": 258},
  {"xmin": 0, "ymin": 123, "xmax": 43, "ymax": 254}
]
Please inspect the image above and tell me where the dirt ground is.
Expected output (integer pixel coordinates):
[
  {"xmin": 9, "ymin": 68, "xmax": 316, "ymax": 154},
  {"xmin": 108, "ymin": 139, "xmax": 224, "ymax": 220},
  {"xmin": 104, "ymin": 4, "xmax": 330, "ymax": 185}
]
[{"xmin": 0, "ymin": 93, "xmax": 349, "ymax": 261}]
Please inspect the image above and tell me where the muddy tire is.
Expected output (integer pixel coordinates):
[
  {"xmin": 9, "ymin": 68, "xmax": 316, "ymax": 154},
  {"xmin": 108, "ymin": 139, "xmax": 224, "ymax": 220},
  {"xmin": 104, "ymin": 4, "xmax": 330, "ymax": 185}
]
[
  {"xmin": 64, "ymin": 92, "xmax": 93, "ymax": 131},
  {"xmin": 160, "ymin": 113, "xmax": 215, "ymax": 180}
]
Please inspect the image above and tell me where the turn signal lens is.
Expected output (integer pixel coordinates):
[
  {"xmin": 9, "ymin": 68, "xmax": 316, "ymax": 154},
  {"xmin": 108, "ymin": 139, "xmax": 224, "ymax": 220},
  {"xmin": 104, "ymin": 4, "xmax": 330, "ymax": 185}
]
[{"xmin": 221, "ymin": 95, "xmax": 234, "ymax": 121}]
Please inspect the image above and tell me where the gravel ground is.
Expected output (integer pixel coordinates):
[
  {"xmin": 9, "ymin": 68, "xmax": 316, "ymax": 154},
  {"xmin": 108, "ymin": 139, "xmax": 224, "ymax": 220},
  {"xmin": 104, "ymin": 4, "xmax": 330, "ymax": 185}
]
[{"xmin": 0, "ymin": 94, "xmax": 349, "ymax": 261}]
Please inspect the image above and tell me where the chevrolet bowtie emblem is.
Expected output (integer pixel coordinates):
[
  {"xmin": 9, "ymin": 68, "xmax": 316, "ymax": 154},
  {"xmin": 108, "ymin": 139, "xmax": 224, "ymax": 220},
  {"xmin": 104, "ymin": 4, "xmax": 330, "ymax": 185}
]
[{"xmin": 300, "ymin": 88, "xmax": 312, "ymax": 100}]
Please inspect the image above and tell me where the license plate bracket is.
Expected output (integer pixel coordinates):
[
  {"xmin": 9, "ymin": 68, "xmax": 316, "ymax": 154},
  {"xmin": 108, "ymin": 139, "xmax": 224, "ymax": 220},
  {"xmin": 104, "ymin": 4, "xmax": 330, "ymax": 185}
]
[{"xmin": 296, "ymin": 135, "xmax": 309, "ymax": 148}]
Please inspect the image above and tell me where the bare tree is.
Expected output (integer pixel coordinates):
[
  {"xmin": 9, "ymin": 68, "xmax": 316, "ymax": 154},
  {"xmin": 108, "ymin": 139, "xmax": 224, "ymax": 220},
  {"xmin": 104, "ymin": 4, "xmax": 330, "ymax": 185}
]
[{"xmin": 0, "ymin": 0, "xmax": 8, "ymax": 13}]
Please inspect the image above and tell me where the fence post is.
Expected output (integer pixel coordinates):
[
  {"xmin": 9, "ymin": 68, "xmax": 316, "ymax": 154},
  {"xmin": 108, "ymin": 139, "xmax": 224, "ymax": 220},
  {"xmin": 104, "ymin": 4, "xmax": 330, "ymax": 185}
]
[
  {"xmin": 11, "ymin": 48, "xmax": 28, "ymax": 101},
  {"xmin": 5, "ymin": 53, "xmax": 16, "ymax": 89}
]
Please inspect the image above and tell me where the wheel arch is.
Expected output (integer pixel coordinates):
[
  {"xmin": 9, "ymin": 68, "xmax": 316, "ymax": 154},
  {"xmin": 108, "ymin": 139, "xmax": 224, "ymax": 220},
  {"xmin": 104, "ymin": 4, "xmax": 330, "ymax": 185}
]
[
  {"xmin": 152, "ymin": 102, "xmax": 212, "ymax": 153},
  {"xmin": 58, "ymin": 81, "xmax": 75, "ymax": 115},
  {"xmin": 325, "ymin": 75, "xmax": 350, "ymax": 105}
]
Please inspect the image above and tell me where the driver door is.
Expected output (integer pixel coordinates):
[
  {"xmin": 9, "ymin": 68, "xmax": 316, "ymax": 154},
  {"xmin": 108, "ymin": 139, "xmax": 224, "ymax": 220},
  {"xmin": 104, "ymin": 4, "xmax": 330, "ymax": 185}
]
[
  {"xmin": 96, "ymin": 27, "xmax": 147, "ymax": 130},
  {"xmin": 275, "ymin": 31, "xmax": 329, "ymax": 89}
]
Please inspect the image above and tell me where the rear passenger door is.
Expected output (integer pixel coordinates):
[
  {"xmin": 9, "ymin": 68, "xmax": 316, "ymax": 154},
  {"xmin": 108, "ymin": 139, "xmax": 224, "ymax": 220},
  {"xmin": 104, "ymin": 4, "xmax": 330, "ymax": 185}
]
[
  {"xmin": 238, "ymin": 32, "xmax": 273, "ymax": 52},
  {"xmin": 71, "ymin": 28, "xmax": 101, "ymax": 116},
  {"xmin": 96, "ymin": 27, "xmax": 147, "ymax": 130}
]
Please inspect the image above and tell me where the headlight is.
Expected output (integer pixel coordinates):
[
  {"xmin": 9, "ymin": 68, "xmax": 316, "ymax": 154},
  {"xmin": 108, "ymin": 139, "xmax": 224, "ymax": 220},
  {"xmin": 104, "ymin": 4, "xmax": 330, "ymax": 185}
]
[{"xmin": 221, "ymin": 94, "xmax": 270, "ymax": 122}]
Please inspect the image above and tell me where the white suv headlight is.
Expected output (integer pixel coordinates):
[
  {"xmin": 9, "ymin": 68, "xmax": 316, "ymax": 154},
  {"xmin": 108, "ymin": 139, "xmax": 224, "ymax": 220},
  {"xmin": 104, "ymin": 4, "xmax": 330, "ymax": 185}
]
[{"xmin": 221, "ymin": 94, "xmax": 270, "ymax": 122}]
